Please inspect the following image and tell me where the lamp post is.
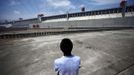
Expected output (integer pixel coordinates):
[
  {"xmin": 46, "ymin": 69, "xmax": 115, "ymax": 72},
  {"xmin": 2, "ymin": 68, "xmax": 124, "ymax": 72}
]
[
  {"xmin": 64, "ymin": 11, "xmax": 69, "ymax": 31},
  {"xmin": 120, "ymin": 0, "xmax": 127, "ymax": 18}
]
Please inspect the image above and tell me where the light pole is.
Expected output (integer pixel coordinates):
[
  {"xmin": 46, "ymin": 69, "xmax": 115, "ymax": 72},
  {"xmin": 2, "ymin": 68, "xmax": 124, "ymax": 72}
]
[
  {"xmin": 64, "ymin": 11, "xmax": 69, "ymax": 31},
  {"xmin": 120, "ymin": 0, "xmax": 127, "ymax": 18}
]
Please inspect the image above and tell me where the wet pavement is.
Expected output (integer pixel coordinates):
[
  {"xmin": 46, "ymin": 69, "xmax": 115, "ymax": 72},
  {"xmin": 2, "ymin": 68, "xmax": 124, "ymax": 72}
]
[{"xmin": 0, "ymin": 29, "xmax": 134, "ymax": 75}]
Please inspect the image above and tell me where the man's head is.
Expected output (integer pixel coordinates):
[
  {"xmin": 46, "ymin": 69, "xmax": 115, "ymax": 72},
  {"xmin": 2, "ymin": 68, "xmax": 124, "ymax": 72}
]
[{"xmin": 60, "ymin": 38, "xmax": 73, "ymax": 56}]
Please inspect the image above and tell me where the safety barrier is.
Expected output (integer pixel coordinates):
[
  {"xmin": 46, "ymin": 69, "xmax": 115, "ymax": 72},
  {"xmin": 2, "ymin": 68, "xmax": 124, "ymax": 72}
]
[
  {"xmin": 0, "ymin": 27, "xmax": 133, "ymax": 39},
  {"xmin": 0, "ymin": 30, "xmax": 83, "ymax": 39}
]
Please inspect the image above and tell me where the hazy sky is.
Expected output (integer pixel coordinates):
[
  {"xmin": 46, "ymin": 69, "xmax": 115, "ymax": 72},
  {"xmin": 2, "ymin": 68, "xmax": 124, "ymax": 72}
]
[{"xmin": 0, "ymin": 0, "xmax": 134, "ymax": 21}]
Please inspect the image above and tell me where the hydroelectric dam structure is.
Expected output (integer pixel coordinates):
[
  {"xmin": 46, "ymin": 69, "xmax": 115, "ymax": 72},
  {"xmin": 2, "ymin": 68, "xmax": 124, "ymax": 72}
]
[{"xmin": 0, "ymin": 5, "xmax": 134, "ymax": 39}]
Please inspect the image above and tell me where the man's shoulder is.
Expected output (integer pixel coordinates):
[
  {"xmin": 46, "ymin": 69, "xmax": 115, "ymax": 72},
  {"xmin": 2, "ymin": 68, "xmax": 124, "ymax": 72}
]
[
  {"xmin": 54, "ymin": 56, "xmax": 64, "ymax": 64},
  {"xmin": 73, "ymin": 55, "xmax": 80, "ymax": 61},
  {"xmin": 54, "ymin": 55, "xmax": 80, "ymax": 63}
]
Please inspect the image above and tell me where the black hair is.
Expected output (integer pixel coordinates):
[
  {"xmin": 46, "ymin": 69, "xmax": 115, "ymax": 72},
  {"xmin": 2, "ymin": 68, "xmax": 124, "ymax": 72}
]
[{"xmin": 60, "ymin": 38, "xmax": 73, "ymax": 55}]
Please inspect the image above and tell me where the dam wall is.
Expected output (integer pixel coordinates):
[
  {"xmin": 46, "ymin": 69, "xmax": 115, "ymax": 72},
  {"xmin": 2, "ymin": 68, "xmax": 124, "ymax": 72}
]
[
  {"xmin": 42, "ymin": 12, "xmax": 134, "ymax": 23},
  {"xmin": 1, "ymin": 16, "xmax": 134, "ymax": 39},
  {"xmin": 38, "ymin": 17, "xmax": 134, "ymax": 29}
]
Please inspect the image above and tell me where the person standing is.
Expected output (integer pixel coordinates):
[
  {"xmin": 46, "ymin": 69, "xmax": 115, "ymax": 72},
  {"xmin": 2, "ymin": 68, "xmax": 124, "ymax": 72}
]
[{"xmin": 54, "ymin": 38, "xmax": 81, "ymax": 75}]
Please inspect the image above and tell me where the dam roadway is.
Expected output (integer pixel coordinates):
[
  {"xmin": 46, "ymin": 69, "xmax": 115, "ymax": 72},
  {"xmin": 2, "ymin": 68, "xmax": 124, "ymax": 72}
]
[{"xmin": 0, "ymin": 29, "xmax": 134, "ymax": 75}]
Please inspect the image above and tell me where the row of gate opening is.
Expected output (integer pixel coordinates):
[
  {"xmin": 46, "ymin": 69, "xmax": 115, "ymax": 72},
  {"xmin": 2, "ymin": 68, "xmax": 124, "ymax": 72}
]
[{"xmin": 33, "ymin": 25, "xmax": 40, "ymax": 28}]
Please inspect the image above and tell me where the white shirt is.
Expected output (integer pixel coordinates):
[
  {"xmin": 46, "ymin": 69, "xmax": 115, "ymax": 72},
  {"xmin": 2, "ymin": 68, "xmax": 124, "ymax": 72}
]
[{"xmin": 54, "ymin": 55, "xmax": 80, "ymax": 75}]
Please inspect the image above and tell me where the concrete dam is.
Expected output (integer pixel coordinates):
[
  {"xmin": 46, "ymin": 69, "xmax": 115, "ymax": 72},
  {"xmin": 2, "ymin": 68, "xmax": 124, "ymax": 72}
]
[
  {"xmin": 39, "ymin": 17, "xmax": 134, "ymax": 29},
  {"xmin": 7, "ymin": 5, "xmax": 134, "ymax": 29},
  {"xmin": 0, "ymin": 5, "xmax": 134, "ymax": 39},
  {"xmin": 36, "ymin": 5, "xmax": 134, "ymax": 29}
]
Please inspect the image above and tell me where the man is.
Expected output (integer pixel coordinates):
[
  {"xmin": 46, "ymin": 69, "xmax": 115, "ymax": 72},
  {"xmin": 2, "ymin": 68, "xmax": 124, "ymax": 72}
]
[{"xmin": 54, "ymin": 38, "xmax": 81, "ymax": 75}]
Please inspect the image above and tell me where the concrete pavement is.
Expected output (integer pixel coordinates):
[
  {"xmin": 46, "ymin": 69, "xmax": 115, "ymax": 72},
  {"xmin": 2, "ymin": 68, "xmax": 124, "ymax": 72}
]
[{"xmin": 0, "ymin": 29, "xmax": 134, "ymax": 75}]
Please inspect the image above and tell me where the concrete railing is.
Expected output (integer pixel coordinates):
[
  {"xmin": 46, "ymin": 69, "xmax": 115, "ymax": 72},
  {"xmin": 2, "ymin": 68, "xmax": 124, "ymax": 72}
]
[
  {"xmin": 0, "ymin": 27, "xmax": 133, "ymax": 39},
  {"xmin": 0, "ymin": 30, "xmax": 89, "ymax": 39}
]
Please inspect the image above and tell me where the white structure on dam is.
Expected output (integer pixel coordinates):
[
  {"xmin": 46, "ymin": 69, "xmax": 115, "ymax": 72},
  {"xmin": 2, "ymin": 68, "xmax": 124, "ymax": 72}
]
[{"xmin": 29, "ymin": 5, "xmax": 134, "ymax": 29}]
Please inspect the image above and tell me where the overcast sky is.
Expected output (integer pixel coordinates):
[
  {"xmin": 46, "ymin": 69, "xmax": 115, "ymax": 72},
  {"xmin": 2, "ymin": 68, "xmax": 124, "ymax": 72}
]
[{"xmin": 0, "ymin": 0, "xmax": 134, "ymax": 21}]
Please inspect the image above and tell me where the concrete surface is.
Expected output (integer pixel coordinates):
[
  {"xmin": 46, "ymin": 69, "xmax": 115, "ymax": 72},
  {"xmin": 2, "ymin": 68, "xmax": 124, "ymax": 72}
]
[{"xmin": 0, "ymin": 29, "xmax": 134, "ymax": 75}]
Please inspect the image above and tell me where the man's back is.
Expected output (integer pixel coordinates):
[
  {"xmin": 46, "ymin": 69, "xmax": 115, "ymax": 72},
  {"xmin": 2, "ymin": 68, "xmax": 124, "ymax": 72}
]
[{"xmin": 54, "ymin": 55, "xmax": 80, "ymax": 75}]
